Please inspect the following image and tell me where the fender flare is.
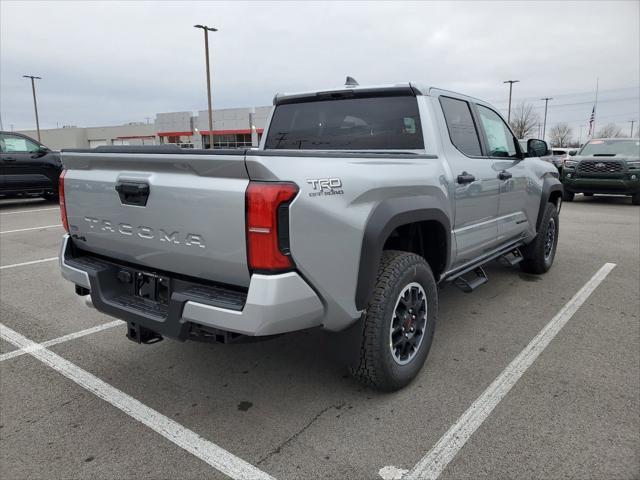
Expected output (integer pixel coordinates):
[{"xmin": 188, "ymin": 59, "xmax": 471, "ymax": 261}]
[
  {"xmin": 355, "ymin": 196, "xmax": 451, "ymax": 310},
  {"xmin": 536, "ymin": 175, "xmax": 563, "ymax": 231}
]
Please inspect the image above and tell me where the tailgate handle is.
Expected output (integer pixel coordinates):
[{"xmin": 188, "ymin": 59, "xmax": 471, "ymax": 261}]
[{"xmin": 115, "ymin": 181, "xmax": 150, "ymax": 206}]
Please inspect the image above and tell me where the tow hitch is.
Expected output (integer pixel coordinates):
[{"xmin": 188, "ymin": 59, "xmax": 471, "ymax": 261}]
[{"xmin": 126, "ymin": 322, "xmax": 163, "ymax": 344}]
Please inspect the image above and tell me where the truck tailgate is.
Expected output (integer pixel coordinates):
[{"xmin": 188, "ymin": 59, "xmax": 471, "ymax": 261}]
[{"xmin": 61, "ymin": 150, "xmax": 250, "ymax": 287}]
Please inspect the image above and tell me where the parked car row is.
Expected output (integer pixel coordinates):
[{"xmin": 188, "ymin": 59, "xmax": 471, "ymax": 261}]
[{"xmin": 0, "ymin": 131, "xmax": 62, "ymax": 200}]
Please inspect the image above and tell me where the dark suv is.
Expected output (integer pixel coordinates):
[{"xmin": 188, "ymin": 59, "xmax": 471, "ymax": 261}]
[
  {"xmin": 561, "ymin": 138, "xmax": 640, "ymax": 205},
  {"xmin": 0, "ymin": 131, "xmax": 62, "ymax": 200}
]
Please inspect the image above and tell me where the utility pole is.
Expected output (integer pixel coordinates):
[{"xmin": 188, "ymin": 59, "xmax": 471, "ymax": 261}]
[
  {"xmin": 23, "ymin": 75, "xmax": 42, "ymax": 141},
  {"xmin": 629, "ymin": 120, "xmax": 635, "ymax": 138},
  {"xmin": 541, "ymin": 97, "xmax": 552, "ymax": 141},
  {"xmin": 194, "ymin": 24, "xmax": 217, "ymax": 149},
  {"xmin": 503, "ymin": 80, "xmax": 519, "ymax": 124}
]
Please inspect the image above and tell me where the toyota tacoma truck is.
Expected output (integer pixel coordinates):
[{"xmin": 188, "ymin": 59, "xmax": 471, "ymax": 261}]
[
  {"xmin": 59, "ymin": 80, "xmax": 563, "ymax": 391},
  {"xmin": 561, "ymin": 138, "xmax": 640, "ymax": 204}
]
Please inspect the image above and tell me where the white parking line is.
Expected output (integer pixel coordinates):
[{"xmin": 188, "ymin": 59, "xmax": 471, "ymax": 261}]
[
  {"xmin": 0, "ymin": 207, "xmax": 59, "ymax": 215},
  {"xmin": 0, "ymin": 323, "xmax": 275, "ymax": 480},
  {"xmin": 380, "ymin": 262, "xmax": 616, "ymax": 480},
  {"xmin": 0, "ymin": 257, "xmax": 58, "ymax": 270},
  {"xmin": 0, "ymin": 224, "xmax": 62, "ymax": 234},
  {"xmin": 0, "ymin": 320, "xmax": 123, "ymax": 362}
]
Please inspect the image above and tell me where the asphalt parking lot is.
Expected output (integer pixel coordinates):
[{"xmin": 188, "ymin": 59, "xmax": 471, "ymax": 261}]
[{"xmin": 1, "ymin": 195, "xmax": 638, "ymax": 480}]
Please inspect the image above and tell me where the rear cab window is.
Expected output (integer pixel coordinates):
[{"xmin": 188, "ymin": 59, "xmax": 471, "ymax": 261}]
[
  {"xmin": 439, "ymin": 96, "xmax": 482, "ymax": 156},
  {"xmin": 264, "ymin": 95, "xmax": 424, "ymax": 150}
]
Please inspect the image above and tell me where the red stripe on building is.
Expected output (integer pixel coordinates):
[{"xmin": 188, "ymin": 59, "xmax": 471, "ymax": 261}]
[{"xmin": 157, "ymin": 131, "xmax": 193, "ymax": 137}]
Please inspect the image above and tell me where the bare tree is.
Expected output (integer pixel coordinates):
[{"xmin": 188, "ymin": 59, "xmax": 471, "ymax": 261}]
[
  {"xmin": 549, "ymin": 123, "xmax": 574, "ymax": 147},
  {"xmin": 509, "ymin": 102, "xmax": 539, "ymax": 139},
  {"xmin": 596, "ymin": 122, "xmax": 624, "ymax": 138}
]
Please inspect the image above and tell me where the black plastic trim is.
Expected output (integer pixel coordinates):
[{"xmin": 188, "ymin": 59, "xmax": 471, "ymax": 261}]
[
  {"xmin": 251, "ymin": 150, "xmax": 437, "ymax": 159},
  {"xmin": 537, "ymin": 175, "xmax": 563, "ymax": 231},
  {"xmin": 274, "ymin": 86, "xmax": 418, "ymax": 106},
  {"xmin": 355, "ymin": 200, "xmax": 451, "ymax": 310},
  {"xmin": 62, "ymin": 146, "xmax": 247, "ymax": 155},
  {"xmin": 64, "ymin": 246, "xmax": 248, "ymax": 342}
]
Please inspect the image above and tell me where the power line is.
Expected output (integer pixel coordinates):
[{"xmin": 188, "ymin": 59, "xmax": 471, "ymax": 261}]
[
  {"xmin": 484, "ymin": 86, "xmax": 639, "ymax": 104},
  {"xmin": 493, "ymin": 96, "xmax": 639, "ymax": 109}
]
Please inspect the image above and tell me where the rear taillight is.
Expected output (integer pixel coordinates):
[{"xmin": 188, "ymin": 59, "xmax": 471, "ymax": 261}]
[
  {"xmin": 246, "ymin": 181, "xmax": 298, "ymax": 273},
  {"xmin": 59, "ymin": 170, "xmax": 69, "ymax": 233}
]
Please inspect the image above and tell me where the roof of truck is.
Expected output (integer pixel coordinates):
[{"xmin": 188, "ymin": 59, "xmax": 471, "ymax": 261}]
[{"xmin": 273, "ymin": 81, "xmax": 488, "ymax": 106}]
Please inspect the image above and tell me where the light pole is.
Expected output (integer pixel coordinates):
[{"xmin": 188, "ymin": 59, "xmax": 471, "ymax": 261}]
[
  {"xmin": 629, "ymin": 120, "xmax": 636, "ymax": 138},
  {"xmin": 541, "ymin": 97, "xmax": 552, "ymax": 141},
  {"xmin": 23, "ymin": 75, "xmax": 42, "ymax": 141},
  {"xmin": 503, "ymin": 80, "xmax": 519, "ymax": 124},
  {"xmin": 194, "ymin": 25, "xmax": 217, "ymax": 149}
]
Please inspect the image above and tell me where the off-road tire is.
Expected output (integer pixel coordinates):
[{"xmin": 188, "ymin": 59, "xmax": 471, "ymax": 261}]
[
  {"xmin": 520, "ymin": 202, "xmax": 559, "ymax": 274},
  {"xmin": 350, "ymin": 250, "xmax": 437, "ymax": 391},
  {"xmin": 563, "ymin": 191, "xmax": 575, "ymax": 202},
  {"xmin": 632, "ymin": 193, "xmax": 640, "ymax": 205}
]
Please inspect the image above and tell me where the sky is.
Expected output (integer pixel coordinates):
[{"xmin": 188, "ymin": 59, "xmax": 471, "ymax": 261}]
[{"xmin": 1, "ymin": 0, "xmax": 639, "ymax": 140}]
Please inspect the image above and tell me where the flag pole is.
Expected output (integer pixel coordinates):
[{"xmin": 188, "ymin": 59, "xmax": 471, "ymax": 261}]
[{"xmin": 593, "ymin": 78, "xmax": 599, "ymax": 136}]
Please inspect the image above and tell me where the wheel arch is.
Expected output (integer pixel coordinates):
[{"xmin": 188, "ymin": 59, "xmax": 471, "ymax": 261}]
[
  {"xmin": 355, "ymin": 197, "xmax": 451, "ymax": 310},
  {"xmin": 537, "ymin": 175, "xmax": 563, "ymax": 232}
]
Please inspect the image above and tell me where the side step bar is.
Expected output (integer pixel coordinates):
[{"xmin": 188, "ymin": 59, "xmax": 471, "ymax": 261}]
[
  {"xmin": 453, "ymin": 267, "xmax": 488, "ymax": 293},
  {"xmin": 498, "ymin": 248, "xmax": 524, "ymax": 267},
  {"xmin": 450, "ymin": 248, "xmax": 524, "ymax": 293}
]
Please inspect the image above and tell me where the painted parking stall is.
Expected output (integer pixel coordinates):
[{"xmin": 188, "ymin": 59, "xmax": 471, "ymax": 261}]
[{"xmin": 0, "ymin": 196, "xmax": 638, "ymax": 479}]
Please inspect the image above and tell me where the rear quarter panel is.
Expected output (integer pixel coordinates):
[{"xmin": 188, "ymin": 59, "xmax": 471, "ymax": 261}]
[{"xmin": 245, "ymin": 149, "xmax": 451, "ymax": 330}]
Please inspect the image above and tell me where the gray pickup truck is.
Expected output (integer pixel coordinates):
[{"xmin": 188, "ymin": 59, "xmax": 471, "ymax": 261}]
[{"xmin": 59, "ymin": 81, "xmax": 562, "ymax": 390}]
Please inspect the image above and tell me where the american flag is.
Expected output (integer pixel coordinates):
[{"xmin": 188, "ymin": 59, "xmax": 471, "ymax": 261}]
[{"xmin": 587, "ymin": 105, "xmax": 596, "ymax": 136}]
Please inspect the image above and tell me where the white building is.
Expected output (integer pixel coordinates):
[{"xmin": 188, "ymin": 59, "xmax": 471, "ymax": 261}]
[{"xmin": 16, "ymin": 105, "xmax": 272, "ymax": 150}]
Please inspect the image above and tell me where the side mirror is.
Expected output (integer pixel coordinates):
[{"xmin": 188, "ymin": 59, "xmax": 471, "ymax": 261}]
[
  {"xmin": 527, "ymin": 139, "xmax": 549, "ymax": 158},
  {"xmin": 568, "ymin": 150, "xmax": 577, "ymax": 156},
  {"xmin": 33, "ymin": 145, "xmax": 49, "ymax": 156}
]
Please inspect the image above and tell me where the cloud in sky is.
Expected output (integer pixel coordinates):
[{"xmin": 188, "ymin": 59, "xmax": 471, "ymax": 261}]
[{"xmin": 1, "ymin": 0, "xmax": 638, "ymax": 133}]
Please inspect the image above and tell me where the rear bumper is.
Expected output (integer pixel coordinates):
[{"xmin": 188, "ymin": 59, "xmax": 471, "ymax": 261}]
[{"xmin": 59, "ymin": 235, "xmax": 324, "ymax": 338}]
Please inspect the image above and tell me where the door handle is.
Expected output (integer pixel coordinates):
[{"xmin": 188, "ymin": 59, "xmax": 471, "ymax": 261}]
[
  {"xmin": 498, "ymin": 170, "xmax": 513, "ymax": 180},
  {"xmin": 457, "ymin": 172, "xmax": 476, "ymax": 184},
  {"xmin": 115, "ymin": 181, "xmax": 150, "ymax": 206}
]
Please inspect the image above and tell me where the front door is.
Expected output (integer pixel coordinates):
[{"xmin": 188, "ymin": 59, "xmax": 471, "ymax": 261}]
[
  {"xmin": 0, "ymin": 133, "xmax": 49, "ymax": 191},
  {"xmin": 437, "ymin": 95, "xmax": 501, "ymax": 268}
]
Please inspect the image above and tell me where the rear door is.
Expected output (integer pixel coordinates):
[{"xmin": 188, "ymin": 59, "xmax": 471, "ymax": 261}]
[
  {"xmin": 437, "ymin": 95, "xmax": 500, "ymax": 267},
  {"xmin": 474, "ymin": 104, "xmax": 531, "ymax": 244}
]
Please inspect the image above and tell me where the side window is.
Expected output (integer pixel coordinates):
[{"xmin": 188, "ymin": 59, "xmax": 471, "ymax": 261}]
[
  {"xmin": 0, "ymin": 134, "xmax": 40, "ymax": 153},
  {"xmin": 439, "ymin": 96, "xmax": 482, "ymax": 156},
  {"xmin": 476, "ymin": 106, "xmax": 518, "ymax": 158}
]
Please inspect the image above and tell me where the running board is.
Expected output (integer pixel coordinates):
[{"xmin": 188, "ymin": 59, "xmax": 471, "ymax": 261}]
[
  {"xmin": 453, "ymin": 267, "xmax": 488, "ymax": 293},
  {"xmin": 498, "ymin": 248, "xmax": 523, "ymax": 267}
]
